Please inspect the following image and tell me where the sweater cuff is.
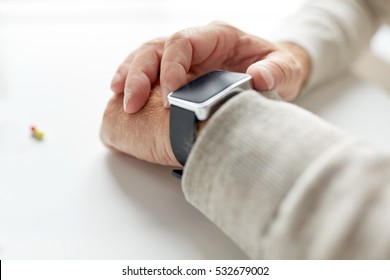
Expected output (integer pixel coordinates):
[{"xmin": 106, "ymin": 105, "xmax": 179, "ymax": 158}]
[{"xmin": 182, "ymin": 90, "xmax": 346, "ymax": 258}]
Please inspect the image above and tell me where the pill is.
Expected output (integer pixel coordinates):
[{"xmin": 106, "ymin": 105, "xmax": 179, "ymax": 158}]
[{"xmin": 31, "ymin": 126, "xmax": 44, "ymax": 141}]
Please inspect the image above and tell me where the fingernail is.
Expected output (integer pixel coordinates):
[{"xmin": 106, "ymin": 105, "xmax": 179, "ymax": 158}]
[
  {"xmin": 161, "ymin": 86, "xmax": 171, "ymax": 97},
  {"xmin": 123, "ymin": 91, "xmax": 131, "ymax": 112},
  {"xmin": 161, "ymin": 87, "xmax": 171, "ymax": 108},
  {"xmin": 163, "ymin": 97, "xmax": 170, "ymax": 108},
  {"xmin": 257, "ymin": 66, "xmax": 274, "ymax": 90}
]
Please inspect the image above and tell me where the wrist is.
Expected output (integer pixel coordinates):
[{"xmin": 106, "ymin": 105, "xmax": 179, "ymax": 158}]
[
  {"xmin": 163, "ymin": 109, "xmax": 182, "ymax": 167},
  {"xmin": 168, "ymin": 71, "xmax": 251, "ymax": 168}
]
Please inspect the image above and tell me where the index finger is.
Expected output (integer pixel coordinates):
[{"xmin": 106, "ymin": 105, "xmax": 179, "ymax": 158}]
[
  {"xmin": 123, "ymin": 39, "xmax": 165, "ymax": 113},
  {"xmin": 160, "ymin": 26, "xmax": 223, "ymax": 106}
]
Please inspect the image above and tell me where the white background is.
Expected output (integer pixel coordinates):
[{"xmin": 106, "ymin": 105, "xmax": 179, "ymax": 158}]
[{"xmin": 0, "ymin": 0, "xmax": 390, "ymax": 259}]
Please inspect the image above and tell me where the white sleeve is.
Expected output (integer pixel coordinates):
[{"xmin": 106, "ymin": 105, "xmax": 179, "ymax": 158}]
[
  {"xmin": 274, "ymin": 0, "xmax": 384, "ymax": 94},
  {"xmin": 182, "ymin": 90, "xmax": 390, "ymax": 259}
]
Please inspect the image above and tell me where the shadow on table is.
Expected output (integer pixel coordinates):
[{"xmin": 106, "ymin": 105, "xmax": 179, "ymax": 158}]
[{"xmin": 105, "ymin": 152, "xmax": 247, "ymax": 259}]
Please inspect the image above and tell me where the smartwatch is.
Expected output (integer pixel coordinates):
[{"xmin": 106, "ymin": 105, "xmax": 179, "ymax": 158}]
[{"xmin": 168, "ymin": 70, "xmax": 252, "ymax": 178}]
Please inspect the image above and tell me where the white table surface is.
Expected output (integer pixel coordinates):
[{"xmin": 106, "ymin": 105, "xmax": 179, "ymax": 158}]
[{"xmin": 1, "ymin": 0, "xmax": 389, "ymax": 259}]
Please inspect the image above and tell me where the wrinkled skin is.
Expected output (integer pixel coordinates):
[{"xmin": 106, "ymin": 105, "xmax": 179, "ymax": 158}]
[{"xmin": 101, "ymin": 84, "xmax": 180, "ymax": 167}]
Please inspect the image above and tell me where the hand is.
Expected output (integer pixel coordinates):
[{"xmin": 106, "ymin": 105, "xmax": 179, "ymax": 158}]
[
  {"xmin": 100, "ymin": 84, "xmax": 180, "ymax": 167},
  {"xmin": 111, "ymin": 21, "xmax": 311, "ymax": 113}
]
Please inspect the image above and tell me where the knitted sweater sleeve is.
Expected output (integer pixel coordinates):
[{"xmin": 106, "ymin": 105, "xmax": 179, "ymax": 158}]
[
  {"xmin": 274, "ymin": 0, "xmax": 385, "ymax": 94},
  {"xmin": 183, "ymin": 90, "xmax": 390, "ymax": 259}
]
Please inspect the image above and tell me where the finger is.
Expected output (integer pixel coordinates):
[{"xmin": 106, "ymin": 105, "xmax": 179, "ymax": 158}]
[
  {"xmin": 123, "ymin": 40, "xmax": 164, "ymax": 113},
  {"xmin": 160, "ymin": 25, "xmax": 233, "ymax": 107},
  {"xmin": 111, "ymin": 38, "xmax": 165, "ymax": 96},
  {"xmin": 160, "ymin": 32, "xmax": 194, "ymax": 107},
  {"xmin": 111, "ymin": 55, "xmax": 135, "ymax": 95},
  {"xmin": 246, "ymin": 52, "xmax": 301, "ymax": 101}
]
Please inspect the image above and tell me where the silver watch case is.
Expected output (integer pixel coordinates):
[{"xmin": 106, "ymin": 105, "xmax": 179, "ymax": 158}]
[{"xmin": 167, "ymin": 71, "xmax": 252, "ymax": 121}]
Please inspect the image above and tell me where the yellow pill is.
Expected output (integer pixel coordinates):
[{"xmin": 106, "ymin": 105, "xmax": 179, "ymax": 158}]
[{"xmin": 31, "ymin": 126, "xmax": 44, "ymax": 141}]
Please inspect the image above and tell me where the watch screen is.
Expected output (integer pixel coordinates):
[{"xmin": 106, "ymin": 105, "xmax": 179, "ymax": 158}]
[{"xmin": 170, "ymin": 71, "xmax": 251, "ymax": 103}]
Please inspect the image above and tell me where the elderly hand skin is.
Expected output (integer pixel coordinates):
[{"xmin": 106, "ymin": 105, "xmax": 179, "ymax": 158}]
[
  {"xmin": 100, "ymin": 84, "xmax": 180, "ymax": 167},
  {"xmin": 111, "ymin": 21, "xmax": 311, "ymax": 113}
]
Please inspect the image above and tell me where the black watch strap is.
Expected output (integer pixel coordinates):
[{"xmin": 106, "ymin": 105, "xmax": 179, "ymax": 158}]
[{"xmin": 169, "ymin": 105, "xmax": 198, "ymax": 167}]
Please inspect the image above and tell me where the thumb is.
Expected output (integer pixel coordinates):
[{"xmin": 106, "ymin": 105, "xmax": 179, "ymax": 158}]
[{"xmin": 246, "ymin": 52, "xmax": 302, "ymax": 101}]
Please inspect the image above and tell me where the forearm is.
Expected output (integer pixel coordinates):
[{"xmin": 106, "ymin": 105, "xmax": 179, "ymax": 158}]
[
  {"xmin": 264, "ymin": 138, "xmax": 390, "ymax": 259},
  {"xmin": 183, "ymin": 90, "xmax": 345, "ymax": 258},
  {"xmin": 183, "ymin": 90, "xmax": 390, "ymax": 259}
]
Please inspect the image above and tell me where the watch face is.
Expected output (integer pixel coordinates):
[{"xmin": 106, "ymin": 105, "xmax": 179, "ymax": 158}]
[
  {"xmin": 169, "ymin": 71, "xmax": 251, "ymax": 103},
  {"xmin": 168, "ymin": 70, "xmax": 252, "ymax": 120}
]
